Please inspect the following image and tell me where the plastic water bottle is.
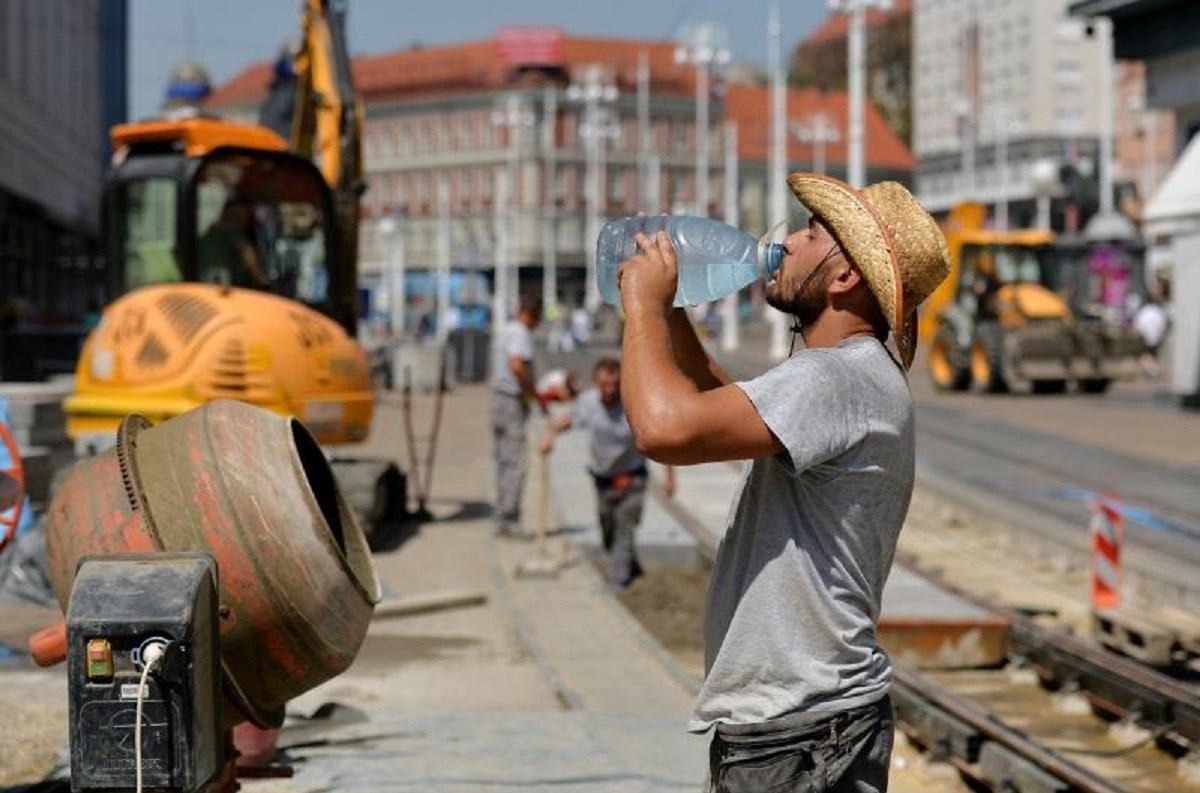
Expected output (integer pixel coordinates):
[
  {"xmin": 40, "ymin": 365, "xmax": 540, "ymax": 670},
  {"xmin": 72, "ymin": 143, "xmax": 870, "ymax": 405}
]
[{"xmin": 596, "ymin": 215, "xmax": 785, "ymax": 307}]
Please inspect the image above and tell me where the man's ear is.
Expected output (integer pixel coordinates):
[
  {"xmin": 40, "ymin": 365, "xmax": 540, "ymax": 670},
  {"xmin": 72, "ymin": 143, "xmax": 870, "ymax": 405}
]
[{"xmin": 827, "ymin": 263, "xmax": 864, "ymax": 296}]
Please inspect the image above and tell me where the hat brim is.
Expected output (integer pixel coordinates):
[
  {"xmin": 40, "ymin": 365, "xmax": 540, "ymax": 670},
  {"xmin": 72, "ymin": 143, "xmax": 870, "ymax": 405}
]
[{"xmin": 786, "ymin": 173, "xmax": 913, "ymax": 369}]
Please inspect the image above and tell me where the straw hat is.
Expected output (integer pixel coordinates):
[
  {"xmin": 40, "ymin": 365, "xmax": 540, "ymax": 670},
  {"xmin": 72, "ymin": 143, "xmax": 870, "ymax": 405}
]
[{"xmin": 787, "ymin": 173, "xmax": 950, "ymax": 370}]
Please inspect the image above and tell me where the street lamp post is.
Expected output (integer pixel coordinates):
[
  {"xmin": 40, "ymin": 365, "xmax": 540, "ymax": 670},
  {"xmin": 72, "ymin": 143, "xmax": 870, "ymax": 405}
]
[
  {"xmin": 829, "ymin": 0, "xmax": 892, "ymax": 188},
  {"xmin": 567, "ymin": 65, "xmax": 618, "ymax": 312},
  {"xmin": 768, "ymin": 0, "xmax": 789, "ymax": 359},
  {"xmin": 542, "ymin": 85, "xmax": 558, "ymax": 314},
  {"xmin": 436, "ymin": 177, "xmax": 450, "ymax": 340},
  {"xmin": 722, "ymin": 120, "xmax": 739, "ymax": 352},
  {"xmin": 377, "ymin": 216, "xmax": 405, "ymax": 338},
  {"xmin": 792, "ymin": 114, "xmax": 841, "ymax": 176},
  {"xmin": 675, "ymin": 23, "xmax": 731, "ymax": 218},
  {"xmin": 491, "ymin": 94, "xmax": 535, "ymax": 325}
]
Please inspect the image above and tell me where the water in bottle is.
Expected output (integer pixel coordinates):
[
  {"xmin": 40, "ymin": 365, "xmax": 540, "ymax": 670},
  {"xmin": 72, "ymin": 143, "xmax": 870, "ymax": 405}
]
[{"xmin": 596, "ymin": 215, "xmax": 785, "ymax": 307}]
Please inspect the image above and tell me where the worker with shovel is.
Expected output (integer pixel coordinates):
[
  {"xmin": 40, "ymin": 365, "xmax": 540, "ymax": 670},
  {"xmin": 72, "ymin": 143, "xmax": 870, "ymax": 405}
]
[{"xmin": 539, "ymin": 357, "xmax": 675, "ymax": 590}]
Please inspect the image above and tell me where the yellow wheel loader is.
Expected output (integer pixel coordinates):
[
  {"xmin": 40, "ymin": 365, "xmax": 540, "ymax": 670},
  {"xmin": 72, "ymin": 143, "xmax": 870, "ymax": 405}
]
[{"xmin": 922, "ymin": 204, "xmax": 1143, "ymax": 394}]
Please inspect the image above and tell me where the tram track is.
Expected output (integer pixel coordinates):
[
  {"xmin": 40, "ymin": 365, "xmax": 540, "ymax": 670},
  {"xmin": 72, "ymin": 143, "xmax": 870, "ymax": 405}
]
[{"xmin": 655, "ymin": 474, "xmax": 1200, "ymax": 792}]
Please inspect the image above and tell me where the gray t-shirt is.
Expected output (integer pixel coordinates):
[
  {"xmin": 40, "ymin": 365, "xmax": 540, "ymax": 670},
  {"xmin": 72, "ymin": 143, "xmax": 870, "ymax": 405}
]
[
  {"xmin": 491, "ymin": 320, "xmax": 534, "ymax": 397},
  {"xmin": 688, "ymin": 337, "xmax": 914, "ymax": 733},
  {"xmin": 571, "ymin": 388, "xmax": 645, "ymax": 477}
]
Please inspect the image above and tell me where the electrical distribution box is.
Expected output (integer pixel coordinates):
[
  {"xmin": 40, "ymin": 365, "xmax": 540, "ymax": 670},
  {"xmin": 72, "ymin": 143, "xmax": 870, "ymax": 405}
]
[{"xmin": 66, "ymin": 553, "xmax": 221, "ymax": 792}]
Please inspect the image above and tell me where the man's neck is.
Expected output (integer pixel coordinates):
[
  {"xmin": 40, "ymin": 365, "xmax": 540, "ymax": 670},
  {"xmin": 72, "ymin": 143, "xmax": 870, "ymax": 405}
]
[{"xmin": 798, "ymin": 308, "xmax": 878, "ymax": 351}]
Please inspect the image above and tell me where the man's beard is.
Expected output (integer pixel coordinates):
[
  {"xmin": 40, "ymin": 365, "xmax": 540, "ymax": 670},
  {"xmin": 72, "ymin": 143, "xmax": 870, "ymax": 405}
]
[{"xmin": 766, "ymin": 267, "xmax": 830, "ymax": 328}]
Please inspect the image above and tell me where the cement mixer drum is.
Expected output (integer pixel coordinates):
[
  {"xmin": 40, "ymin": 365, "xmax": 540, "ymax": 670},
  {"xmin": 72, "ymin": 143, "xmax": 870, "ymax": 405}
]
[{"xmin": 45, "ymin": 399, "xmax": 380, "ymax": 728}]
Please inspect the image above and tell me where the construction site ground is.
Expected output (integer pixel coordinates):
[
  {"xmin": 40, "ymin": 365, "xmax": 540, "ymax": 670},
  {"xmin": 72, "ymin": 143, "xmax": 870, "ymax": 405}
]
[{"xmin": 0, "ymin": 329, "xmax": 1197, "ymax": 792}]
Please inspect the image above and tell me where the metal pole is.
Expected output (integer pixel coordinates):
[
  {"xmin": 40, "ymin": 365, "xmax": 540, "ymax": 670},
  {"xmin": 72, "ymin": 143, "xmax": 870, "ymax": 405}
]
[
  {"xmin": 1037, "ymin": 195, "xmax": 1051, "ymax": 230},
  {"xmin": 816, "ymin": 121, "xmax": 827, "ymax": 176},
  {"xmin": 1097, "ymin": 16, "xmax": 1114, "ymax": 215},
  {"xmin": 493, "ymin": 169, "xmax": 508, "ymax": 336},
  {"xmin": 847, "ymin": 3, "xmax": 866, "ymax": 188},
  {"xmin": 584, "ymin": 94, "xmax": 601, "ymax": 311},
  {"xmin": 638, "ymin": 48, "xmax": 651, "ymax": 209},
  {"xmin": 768, "ymin": 0, "xmax": 789, "ymax": 359},
  {"xmin": 507, "ymin": 95, "xmax": 521, "ymax": 319},
  {"xmin": 961, "ymin": 0, "xmax": 977, "ymax": 202},
  {"xmin": 697, "ymin": 59, "xmax": 710, "ymax": 217},
  {"xmin": 647, "ymin": 153, "xmax": 661, "ymax": 215},
  {"xmin": 395, "ymin": 225, "xmax": 406, "ymax": 338},
  {"xmin": 436, "ymin": 178, "xmax": 451, "ymax": 340},
  {"xmin": 722, "ymin": 120, "xmax": 739, "ymax": 352},
  {"xmin": 996, "ymin": 115, "xmax": 1009, "ymax": 231},
  {"xmin": 542, "ymin": 85, "xmax": 557, "ymax": 312}
]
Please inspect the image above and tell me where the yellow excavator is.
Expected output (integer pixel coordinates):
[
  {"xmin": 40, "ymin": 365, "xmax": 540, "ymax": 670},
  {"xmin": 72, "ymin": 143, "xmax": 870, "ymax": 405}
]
[
  {"xmin": 923, "ymin": 203, "xmax": 1143, "ymax": 394},
  {"xmin": 64, "ymin": 0, "xmax": 404, "ymax": 526}
]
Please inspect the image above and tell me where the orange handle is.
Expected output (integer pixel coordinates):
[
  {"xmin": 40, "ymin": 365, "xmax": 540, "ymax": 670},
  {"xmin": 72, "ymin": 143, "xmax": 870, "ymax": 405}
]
[{"xmin": 28, "ymin": 622, "xmax": 67, "ymax": 667}]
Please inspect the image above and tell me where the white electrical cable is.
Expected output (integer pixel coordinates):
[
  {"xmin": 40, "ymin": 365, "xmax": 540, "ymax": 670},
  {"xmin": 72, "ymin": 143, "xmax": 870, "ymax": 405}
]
[{"xmin": 135, "ymin": 642, "xmax": 166, "ymax": 793}]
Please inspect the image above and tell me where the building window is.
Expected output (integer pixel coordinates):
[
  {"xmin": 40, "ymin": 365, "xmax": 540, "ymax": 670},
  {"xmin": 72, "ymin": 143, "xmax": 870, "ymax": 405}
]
[
  {"xmin": 397, "ymin": 120, "xmax": 410, "ymax": 157},
  {"xmin": 460, "ymin": 113, "xmax": 475, "ymax": 150},
  {"xmin": 671, "ymin": 121, "xmax": 688, "ymax": 152},
  {"xmin": 1055, "ymin": 60, "xmax": 1084, "ymax": 89}
]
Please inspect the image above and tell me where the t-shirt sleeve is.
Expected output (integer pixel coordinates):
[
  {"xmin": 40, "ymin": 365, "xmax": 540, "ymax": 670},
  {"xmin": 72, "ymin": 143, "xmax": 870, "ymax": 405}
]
[
  {"xmin": 735, "ymin": 352, "xmax": 858, "ymax": 474},
  {"xmin": 570, "ymin": 390, "xmax": 595, "ymax": 431},
  {"xmin": 505, "ymin": 325, "xmax": 534, "ymax": 360}
]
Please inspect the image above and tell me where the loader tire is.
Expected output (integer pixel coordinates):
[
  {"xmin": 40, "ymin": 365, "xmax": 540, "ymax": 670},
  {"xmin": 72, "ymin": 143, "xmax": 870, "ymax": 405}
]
[
  {"xmin": 929, "ymin": 326, "xmax": 971, "ymax": 391},
  {"xmin": 1079, "ymin": 378, "xmax": 1111, "ymax": 394},
  {"xmin": 1032, "ymin": 379, "xmax": 1068, "ymax": 394},
  {"xmin": 971, "ymin": 322, "xmax": 1009, "ymax": 393}
]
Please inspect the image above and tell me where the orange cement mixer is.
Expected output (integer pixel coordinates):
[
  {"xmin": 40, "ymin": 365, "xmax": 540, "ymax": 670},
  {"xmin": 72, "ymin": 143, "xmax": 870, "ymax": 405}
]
[{"xmin": 29, "ymin": 399, "xmax": 380, "ymax": 729}]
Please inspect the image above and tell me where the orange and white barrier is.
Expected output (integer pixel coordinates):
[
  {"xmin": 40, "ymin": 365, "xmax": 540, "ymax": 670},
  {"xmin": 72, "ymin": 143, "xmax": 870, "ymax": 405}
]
[{"xmin": 1090, "ymin": 494, "xmax": 1124, "ymax": 611}]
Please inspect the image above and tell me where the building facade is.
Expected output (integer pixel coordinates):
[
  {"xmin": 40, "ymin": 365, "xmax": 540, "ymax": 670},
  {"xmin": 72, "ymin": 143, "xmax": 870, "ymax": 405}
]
[
  {"xmin": 791, "ymin": 0, "xmax": 913, "ymax": 146},
  {"xmin": 914, "ymin": 0, "xmax": 1113, "ymax": 228},
  {"xmin": 208, "ymin": 29, "xmax": 913, "ymax": 326},
  {"xmin": 0, "ymin": 0, "xmax": 125, "ymax": 378}
]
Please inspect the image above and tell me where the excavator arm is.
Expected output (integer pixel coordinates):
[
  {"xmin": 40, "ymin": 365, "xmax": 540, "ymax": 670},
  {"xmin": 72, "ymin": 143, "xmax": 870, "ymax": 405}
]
[{"xmin": 261, "ymin": 0, "xmax": 365, "ymax": 334}]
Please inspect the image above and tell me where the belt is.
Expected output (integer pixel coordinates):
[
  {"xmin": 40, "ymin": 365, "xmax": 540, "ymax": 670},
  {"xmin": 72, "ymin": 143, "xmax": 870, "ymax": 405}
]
[{"xmin": 591, "ymin": 466, "xmax": 648, "ymax": 492}]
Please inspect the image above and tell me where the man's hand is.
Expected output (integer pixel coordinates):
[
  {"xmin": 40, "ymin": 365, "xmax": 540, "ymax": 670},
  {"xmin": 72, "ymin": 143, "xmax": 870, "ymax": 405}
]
[
  {"xmin": 538, "ymin": 432, "xmax": 554, "ymax": 456},
  {"xmin": 617, "ymin": 231, "xmax": 678, "ymax": 314}
]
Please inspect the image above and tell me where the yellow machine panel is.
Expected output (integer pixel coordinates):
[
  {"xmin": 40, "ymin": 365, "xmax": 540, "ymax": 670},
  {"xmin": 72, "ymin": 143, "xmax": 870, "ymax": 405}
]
[{"xmin": 67, "ymin": 284, "xmax": 373, "ymax": 446}]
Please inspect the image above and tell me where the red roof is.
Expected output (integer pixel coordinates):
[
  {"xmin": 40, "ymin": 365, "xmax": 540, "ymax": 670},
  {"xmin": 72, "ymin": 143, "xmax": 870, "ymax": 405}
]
[
  {"xmin": 206, "ymin": 32, "xmax": 912, "ymax": 174},
  {"xmin": 207, "ymin": 35, "xmax": 696, "ymax": 108},
  {"xmin": 723, "ymin": 83, "xmax": 913, "ymax": 172},
  {"xmin": 804, "ymin": 0, "xmax": 912, "ymax": 46}
]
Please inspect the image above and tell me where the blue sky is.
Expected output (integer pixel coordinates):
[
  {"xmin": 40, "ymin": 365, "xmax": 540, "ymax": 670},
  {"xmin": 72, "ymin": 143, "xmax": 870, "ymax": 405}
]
[{"xmin": 130, "ymin": 0, "xmax": 828, "ymax": 120}]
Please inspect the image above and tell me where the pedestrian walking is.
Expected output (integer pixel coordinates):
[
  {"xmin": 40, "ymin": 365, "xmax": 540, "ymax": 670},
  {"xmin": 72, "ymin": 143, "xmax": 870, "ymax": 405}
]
[
  {"xmin": 616, "ymin": 174, "xmax": 950, "ymax": 792},
  {"xmin": 1133, "ymin": 296, "xmax": 1169, "ymax": 378},
  {"xmin": 490, "ymin": 292, "xmax": 546, "ymax": 537},
  {"xmin": 538, "ymin": 358, "xmax": 675, "ymax": 589}
]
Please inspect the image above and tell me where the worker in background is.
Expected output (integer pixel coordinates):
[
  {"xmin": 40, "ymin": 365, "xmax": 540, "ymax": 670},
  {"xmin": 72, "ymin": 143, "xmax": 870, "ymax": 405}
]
[
  {"xmin": 539, "ymin": 357, "xmax": 675, "ymax": 590},
  {"xmin": 616, "ymin": 174, "xmax": 949, "ymax": 792},
  {"xmin": 198, "ymin": 201, "xmax": 267, "ymax": 288},
  {"xmin": 489, "ymin": 292, "xmax": 545, "ymax": 538}
]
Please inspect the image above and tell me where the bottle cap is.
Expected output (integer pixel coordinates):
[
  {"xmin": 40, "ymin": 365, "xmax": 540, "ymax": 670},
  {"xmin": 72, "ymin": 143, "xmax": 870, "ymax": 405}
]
[
  {"xmin": 757, "ymin": 222, "xmax": 788, "ymax": 279},
  {"xmin": 757, "ymin": 237, "xmax": 785, "ymax": 279}
]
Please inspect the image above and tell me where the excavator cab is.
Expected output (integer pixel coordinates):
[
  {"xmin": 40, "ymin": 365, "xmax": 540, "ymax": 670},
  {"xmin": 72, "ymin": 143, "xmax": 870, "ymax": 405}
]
[{"xmin": 105, "ymin": 127, "xmax": 355, "ymax": 335}]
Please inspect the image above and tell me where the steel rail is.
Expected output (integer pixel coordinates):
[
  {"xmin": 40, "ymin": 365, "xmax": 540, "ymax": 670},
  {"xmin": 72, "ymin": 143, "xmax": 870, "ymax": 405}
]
[{"xmin": 893, "ymin": 663, "xmax": 1128, "ymax": 793}]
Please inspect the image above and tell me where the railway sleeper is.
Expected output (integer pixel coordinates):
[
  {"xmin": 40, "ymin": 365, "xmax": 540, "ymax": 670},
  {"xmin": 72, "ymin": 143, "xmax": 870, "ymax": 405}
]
[
  {"xmin": 1092, "ymin": 609, "xmax": 1177, "ymax": 666},
  {"xmin": 1091, "ymin": 607, "xmax": 1200, "ymax": 667},
  {"xmin": 978, "ymin": 742, "xmax": 1071, "ymax": 793}
]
